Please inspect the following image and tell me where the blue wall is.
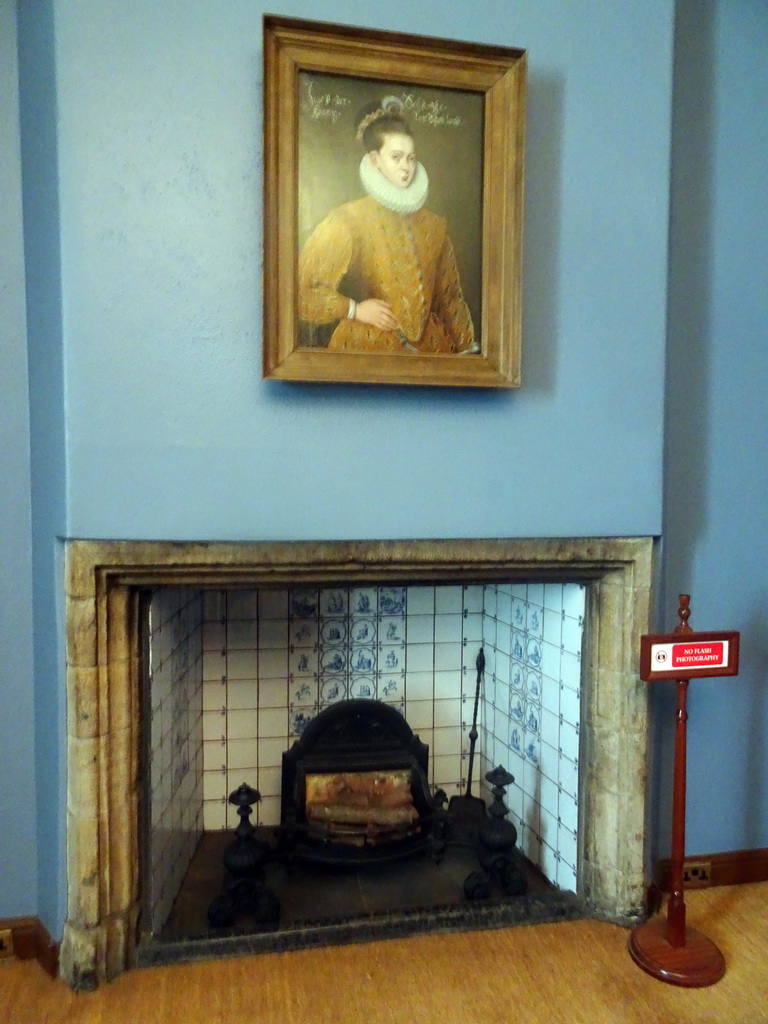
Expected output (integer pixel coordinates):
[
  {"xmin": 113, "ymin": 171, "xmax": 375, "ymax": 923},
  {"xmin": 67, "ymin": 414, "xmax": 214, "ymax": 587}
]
[
  {"xmin": 0, "ymin": 0, "xmax": 38, "ymax": 917},
  {"xmin": 658, "ymin": 0, "xmax": 768, "ymax": 856},
  {"xmin": 4, "ymin": 0, "xmax": 765, "ymax": 940},
  {"xmin": 56, "ymin": 0, "xmax": 671, "ymax": 542},
  {"xmin": 16, "ymin": 0, "xmax": 69, "ymax": 932}
]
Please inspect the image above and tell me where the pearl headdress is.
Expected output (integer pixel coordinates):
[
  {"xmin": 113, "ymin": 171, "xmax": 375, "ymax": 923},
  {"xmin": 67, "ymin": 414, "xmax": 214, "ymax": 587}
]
[{"xmin": 355, "ymin": 95, "xmax": 406, "ymax": 142}]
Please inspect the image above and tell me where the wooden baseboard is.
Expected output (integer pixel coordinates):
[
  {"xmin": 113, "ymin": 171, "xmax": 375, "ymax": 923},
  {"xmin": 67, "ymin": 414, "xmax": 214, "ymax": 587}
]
[
  {"xmin": 0, "ymin": 916, "xmax": 59, "ymax": 978},
  {"xmin": 655, "ymin": 847, "xmax": 768, "ymax": 892}
]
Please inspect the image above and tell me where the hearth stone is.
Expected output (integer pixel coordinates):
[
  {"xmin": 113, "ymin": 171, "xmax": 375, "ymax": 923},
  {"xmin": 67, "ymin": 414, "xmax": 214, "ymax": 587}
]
[{"xmin": 136, "ymin": 828, "xmax": 582, "ymax": 969}]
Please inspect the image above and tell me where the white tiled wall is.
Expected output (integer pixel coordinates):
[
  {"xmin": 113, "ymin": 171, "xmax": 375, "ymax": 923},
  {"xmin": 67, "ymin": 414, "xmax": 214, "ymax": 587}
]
[
  {"xmin": 480, "ymin": 583, "xmax": 585, "ymax": 892},
  {"xmin": 147, "ymin": 588, "xmax": 204, "ymax": 933},
  {"xmin": 148, "ymin": 580, "xmax": 585, "ymax": 899},
  {"xmin": 201, "ymin": 585, "xmax": 482, "ymax": 831}
]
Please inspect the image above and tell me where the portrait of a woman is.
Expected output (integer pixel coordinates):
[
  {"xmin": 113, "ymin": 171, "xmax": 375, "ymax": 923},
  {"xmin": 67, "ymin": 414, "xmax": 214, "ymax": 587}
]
[{"xmin": 298, "ymin": 96, "xmax": 479, "ymax": 356}]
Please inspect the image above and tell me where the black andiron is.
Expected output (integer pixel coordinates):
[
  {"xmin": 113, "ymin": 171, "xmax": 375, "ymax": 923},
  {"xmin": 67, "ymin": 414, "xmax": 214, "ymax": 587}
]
[
  {"xmin": 207, "ymin": 783, "xmax": 280, "ymax": 929},
  {"xmin": 464, "ymin": 765, "xmax": 528, "ymax": 900}
]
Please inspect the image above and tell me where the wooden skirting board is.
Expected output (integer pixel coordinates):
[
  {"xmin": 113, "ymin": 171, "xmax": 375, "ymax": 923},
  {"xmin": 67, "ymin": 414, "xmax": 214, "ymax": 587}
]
[
  {"xmin": 0, "ymin": 916, "xmax": 59, "ymax": 978},
  {"xmin": 656, "ymin": 847, "xmax": 768, "ymax": 892}
]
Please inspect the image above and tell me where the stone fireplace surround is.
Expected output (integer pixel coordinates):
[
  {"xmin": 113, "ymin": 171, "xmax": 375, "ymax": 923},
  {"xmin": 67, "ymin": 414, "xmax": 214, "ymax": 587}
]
[{"xmin": 61, "ymin": 536, "xmax": 653, "ymax": 990}]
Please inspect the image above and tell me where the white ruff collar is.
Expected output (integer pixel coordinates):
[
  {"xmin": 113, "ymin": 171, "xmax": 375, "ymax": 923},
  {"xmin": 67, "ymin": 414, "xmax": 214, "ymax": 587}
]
[{"xmin": 359, "ymin": 154, "xmax": 429, "ymax": 214}]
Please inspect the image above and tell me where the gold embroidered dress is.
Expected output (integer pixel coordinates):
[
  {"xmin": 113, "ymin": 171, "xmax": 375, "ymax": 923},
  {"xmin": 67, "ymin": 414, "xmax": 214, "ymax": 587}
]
[{"xmin": 298, "ymin": 157, "xmax": 475, "ymax": 354}]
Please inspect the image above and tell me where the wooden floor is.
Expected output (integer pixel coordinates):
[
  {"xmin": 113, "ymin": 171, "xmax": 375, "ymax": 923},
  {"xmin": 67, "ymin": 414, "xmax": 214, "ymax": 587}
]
[{"xmin": 2, "ymin": 883, "xmax": 768, "ymax": 1024}]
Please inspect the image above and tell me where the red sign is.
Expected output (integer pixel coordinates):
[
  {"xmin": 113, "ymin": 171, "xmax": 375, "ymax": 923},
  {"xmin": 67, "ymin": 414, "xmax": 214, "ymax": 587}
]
[
  {"xmin": 640, "ymin": 630, "xmax": 739, "ymax": 681},
  {"xmin": 669, "ymin": 640, "xmax": 725, "ymax": 669}
]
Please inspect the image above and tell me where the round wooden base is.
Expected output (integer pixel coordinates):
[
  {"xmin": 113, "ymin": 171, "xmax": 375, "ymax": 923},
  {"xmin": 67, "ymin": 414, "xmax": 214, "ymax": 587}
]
[{"xmin": 629, "ymin": 918, "xmax": 726, "ymax": 987}]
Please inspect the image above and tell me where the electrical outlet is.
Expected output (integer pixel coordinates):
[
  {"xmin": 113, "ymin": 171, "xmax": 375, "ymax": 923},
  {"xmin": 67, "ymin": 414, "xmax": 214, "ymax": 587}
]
[
  {"xmin": 683, "ymin": 859, "xmax": 712, "ymax": 888},
  {"xmin": 0, "ymin": 928, "xmax": 14, "ymax": 960}
]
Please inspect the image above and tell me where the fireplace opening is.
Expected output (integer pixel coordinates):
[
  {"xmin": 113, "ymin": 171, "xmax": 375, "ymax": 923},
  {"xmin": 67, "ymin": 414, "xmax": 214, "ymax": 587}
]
[
  {"xmin": 61, "ymin": 537, "xmax": 653, "ymax": 988},
  {"xmin": 136, "ymin": 578, "xmax": 586, "ymax": 961}
]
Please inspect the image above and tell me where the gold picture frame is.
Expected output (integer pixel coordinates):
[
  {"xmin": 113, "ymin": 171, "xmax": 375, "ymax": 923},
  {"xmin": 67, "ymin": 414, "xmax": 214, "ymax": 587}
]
[{"xmin": 262, "ymin": 16, "xmax": 527, "ymax": 388}]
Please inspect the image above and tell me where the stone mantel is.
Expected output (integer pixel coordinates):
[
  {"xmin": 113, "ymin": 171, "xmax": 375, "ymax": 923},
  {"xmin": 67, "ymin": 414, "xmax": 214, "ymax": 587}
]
[{"xmin": 60, "ymin": 536, "xmax": 654, "ymax": 989}]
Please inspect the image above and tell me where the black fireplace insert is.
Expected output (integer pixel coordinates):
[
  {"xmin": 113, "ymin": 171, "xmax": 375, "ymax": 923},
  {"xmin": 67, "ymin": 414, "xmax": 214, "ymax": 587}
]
[{"xmin": 279, "ymin": 699, "xmax": 445, "ymax": 866}]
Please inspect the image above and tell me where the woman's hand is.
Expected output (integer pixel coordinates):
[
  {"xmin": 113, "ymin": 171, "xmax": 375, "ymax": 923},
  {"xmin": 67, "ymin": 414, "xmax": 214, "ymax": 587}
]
[{"xmin": 355, "ymin": 298, "xmax": 399, "ymax": 332}]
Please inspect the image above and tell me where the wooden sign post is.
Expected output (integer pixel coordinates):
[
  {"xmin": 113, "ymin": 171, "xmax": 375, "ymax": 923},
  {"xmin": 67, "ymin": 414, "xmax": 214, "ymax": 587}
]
[{"xmin": 629, "ymin": 595, "xmax": 740, "ymax": 987}]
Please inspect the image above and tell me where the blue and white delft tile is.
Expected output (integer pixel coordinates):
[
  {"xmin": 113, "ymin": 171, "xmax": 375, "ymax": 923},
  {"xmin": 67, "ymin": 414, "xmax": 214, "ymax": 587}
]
[
  {"xmin": 526, "ymin": 604, "xmax": 544, "ymax": 638},
  {"xmin": 290, "ymin": 710, "xmax": 313, "ymax": 736},
  {"xmin": 526, "ymin": 637, "xmax": 543, "ymax": 668},
  {"xmin": 350, "ymin": 646, "xmax": 376, "ymax": 673},
  {"xmin": 320, "ymin": 678, "xmax": 346, "ymax": 704},
  {"xmin": 380, "ymin": 616, "xmax": 405, "ymax": 643},
  {"xmin": 524, "ymin": 733, "xmax": 541, "ymax": 765},
  {"xmin": 379, "ymin": 646, "xmax": 403, "ymax": 671},
  {"xmin": 510, "ymin": 726, "xmax": 524, "ymax": 755},
  {"xmin": 289, "ymin": 649, "xmax": 317, "ymax": 677},
  {"xmin": 512, "ymin": 630, "xmax": 526, "ymax": 662},
  {"xmin": 511, "ymin": 662, "xmax": 525, "ymax": 692},
  {"xmin": 379, "ymin": 676, "xmax": 402, "ymax": 700},
  {"xmin": 350, "ymin": 588, "xmax": 376, "ymax": 616},
  {"xmin": 290, "ymin": 619, "xmax": 317, "ymax": 648},
  {"xmin": 525, "ymin": 703, "xmax": 541, "ymax": 735},
  {"xmin": 320, "ymin": 618, "xmax": 346, "ymax": 645},
  {"xmin": 379, "ymin": 587, "xmax": 406, "ymax": 616},
  {"xmin": 319, "ymin": 588, "xmax": 347, "ymax": 616},
  {"xmin": 290, "ymin": 590, "xmax": 318, "ymax": 618},
  {"xmin": 510, "ymin": 597, "xmax": 526, "ymax": 629},
  {"xmin": 526, "ymin": 670, "xmax": 542, "ymax": 700},
  {"xmin": 320, "ymin": 648, "xmax": 346, "ymax": 675},
  {"xmin": 290, "ymin": 679, "xmax": 316, "ymax": 705},
  {"xmin": 510, "ymin": 693, "xmax": 525, "ymax": 724},
  {"xmin": 350, "ymin": 618, "xmax": 376, "ymax": 645},
  {"xmin": 350, "ymin": 676, "xmax": 377, "ymax": 700}
]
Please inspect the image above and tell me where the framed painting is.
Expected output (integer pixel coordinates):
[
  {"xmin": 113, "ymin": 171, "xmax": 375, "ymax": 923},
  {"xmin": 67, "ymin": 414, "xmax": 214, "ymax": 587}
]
[{"xmin": 262, "ymin": 16, "xmax": 527, "ymax": 388}]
